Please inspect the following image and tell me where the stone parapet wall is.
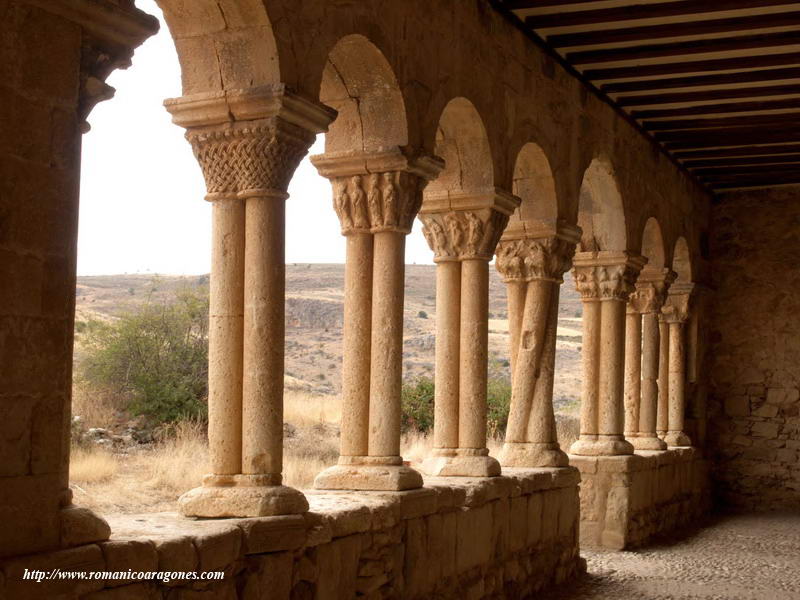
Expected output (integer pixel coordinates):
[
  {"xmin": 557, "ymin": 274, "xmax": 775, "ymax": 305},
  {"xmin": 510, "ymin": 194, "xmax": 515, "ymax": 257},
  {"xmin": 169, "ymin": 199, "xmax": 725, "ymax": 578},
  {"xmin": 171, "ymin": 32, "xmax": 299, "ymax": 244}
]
[
  {"xmin": 571, "ymin": 449, "xmax": 710, "ymax": 550},
  {"xmin": 708, "ymin": 186, "xmax": 800, "ymax": 510},
  {"xmin": 0, "ymin": 470, "xmax": 583, "ymax": 600}
]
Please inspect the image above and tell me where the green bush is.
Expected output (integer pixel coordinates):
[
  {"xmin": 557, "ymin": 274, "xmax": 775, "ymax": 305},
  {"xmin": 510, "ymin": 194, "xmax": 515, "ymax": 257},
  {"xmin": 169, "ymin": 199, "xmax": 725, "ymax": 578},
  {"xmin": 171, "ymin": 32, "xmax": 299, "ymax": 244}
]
[
  {"xmin": 400, "ymin": 376, "xmax": 512, "ymax": 436},
  {"xmin": 417, "ymin": 310, "xmax": 428, "ymax": 319},
  {"xmin": 401, "ymin": 377, "xmax": 435, "ymax": 433},
  {"xmin": 79, "ymin": 284, "xmax": 209, "ymax": 423}
]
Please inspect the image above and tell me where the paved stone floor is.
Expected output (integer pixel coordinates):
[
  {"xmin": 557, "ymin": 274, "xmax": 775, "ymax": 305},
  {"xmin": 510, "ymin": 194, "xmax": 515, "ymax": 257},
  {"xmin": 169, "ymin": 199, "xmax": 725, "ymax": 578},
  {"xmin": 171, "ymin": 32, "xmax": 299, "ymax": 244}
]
[{"xmin": 552, "ymin": 512, "xmax": 800, "ymax": 600}]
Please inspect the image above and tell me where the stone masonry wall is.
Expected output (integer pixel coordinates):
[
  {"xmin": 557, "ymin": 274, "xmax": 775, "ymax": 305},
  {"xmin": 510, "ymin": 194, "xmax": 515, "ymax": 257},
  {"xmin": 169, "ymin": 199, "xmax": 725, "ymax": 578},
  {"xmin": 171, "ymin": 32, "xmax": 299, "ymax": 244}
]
[
  {"xmin": 0, "ymin": 470, "xmax": 583, "ymax": 600},
  {"xmin": 708, "ymin": 186, "xmax": 800, "ymax": 510},
  {"xmin": 571, "ymin": 449, "xmax": 710, "ymax": 550}
]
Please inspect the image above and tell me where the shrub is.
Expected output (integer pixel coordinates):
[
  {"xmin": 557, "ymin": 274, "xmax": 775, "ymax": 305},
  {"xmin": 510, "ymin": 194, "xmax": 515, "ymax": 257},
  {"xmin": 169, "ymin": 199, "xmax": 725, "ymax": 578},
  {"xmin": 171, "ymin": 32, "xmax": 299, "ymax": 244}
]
[
  {"xmin": 417, "ymin": 310, "xmax": 428, "ymax": 319},
  {"xmin": 401, "ymin": 377, "xmax": 435, "ymax": 433},
  {"xmin": 400, "ymin": 376, "xmax": 512, "ymax": 436},
  {"xmin": 79, "ymin": 283, "xmax": 209, "ymax": 423}
]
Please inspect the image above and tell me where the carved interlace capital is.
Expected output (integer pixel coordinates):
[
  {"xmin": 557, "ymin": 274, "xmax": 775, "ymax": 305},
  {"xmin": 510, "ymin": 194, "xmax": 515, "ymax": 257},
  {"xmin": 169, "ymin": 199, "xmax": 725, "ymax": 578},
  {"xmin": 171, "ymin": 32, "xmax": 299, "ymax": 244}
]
[
  {"xmin": 628, "ymin": 268, "xmax": 677, "ymax": 314},
  {"xmin": 421, "ymin": 209, "xmax": 509, "ymax": 261},
  {"xmin": 495, "ymin": 236, "xmax": 576, "ymax": 282},
  {"xmin": 572, "ymin": 252, "xmax": 647, "ymax": 301},
  {"xmin": 330, "ymin": 171, "xmax": 427, "ymax": 235},
  {"xmin": 186, "ymin": 121, "xmax": 314, "ymax": 200},
  {"xmin": 661, "ymin": 284, "xmax": 694, "ymax": 323}
]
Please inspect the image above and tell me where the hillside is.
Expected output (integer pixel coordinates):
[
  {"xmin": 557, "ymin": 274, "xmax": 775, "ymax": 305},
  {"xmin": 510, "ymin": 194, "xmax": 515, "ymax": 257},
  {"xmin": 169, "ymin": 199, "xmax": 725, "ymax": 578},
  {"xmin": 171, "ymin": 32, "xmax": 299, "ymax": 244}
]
[{"xmin": 75, "ymin": 264, "xmax": 583, "ymax": 412}]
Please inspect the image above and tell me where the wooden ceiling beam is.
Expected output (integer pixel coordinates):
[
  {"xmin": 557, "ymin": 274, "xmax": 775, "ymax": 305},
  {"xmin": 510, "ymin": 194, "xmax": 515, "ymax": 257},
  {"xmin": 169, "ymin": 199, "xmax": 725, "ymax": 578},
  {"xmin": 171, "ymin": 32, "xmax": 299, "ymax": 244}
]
[
  {"xmin": 672, "ymin": 143, "xmax": 800, "ymax": 159},
  {"xmin": 568, "ymin": 31, "xmax": 800, "ymax": 65},
  {"xmin": 711, "ymin": 175, "xmax": 800, "ymax": 188},
  {"xmin": 632, "ymin": 98, "xmax": 800, "ymax": 119},
  {"xmin": 549, "ymin": 11, "xmax": 800, "ymax": 48},
  {"xmin": 683, "ymin": 154, "xmax": 800, "ymax": 168},
  {"xmin": 583, "ymin": 52, "xmax": 800, "ymax": 81},
  {"xmin": 602, "ymin": 67, "xmax": 800, "ymax": 94},
  {"xmin": 505, "ymin": 0, "xmax": 608, "ymax": 9},
  {"xmin": 524, "ymin": 0, "xmax": 800, "ymax": 29},
  {"xmin": 643, "ymin": 112, "xmax": 800, "ymax": 131},
  {"xmin": 617, "ymin": 83, "xmax": 800, "ymax": 107},
  {"xmin": 694, "ymin": 164, "xmax": 800, "ymax": 177},
  {"xmin": 663, "ymin": 129, "xmax": 800, "ymax": 149}
]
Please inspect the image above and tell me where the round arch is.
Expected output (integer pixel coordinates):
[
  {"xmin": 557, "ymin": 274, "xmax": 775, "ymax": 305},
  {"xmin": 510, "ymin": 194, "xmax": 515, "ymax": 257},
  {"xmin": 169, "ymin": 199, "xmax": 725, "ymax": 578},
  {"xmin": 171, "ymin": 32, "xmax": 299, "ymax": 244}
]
[
  {"xmin": 319, "ymin": 35, "xmax": 408, "ymax": 154},
  {"xmin": 640, "ymin": 217, "xmax": 666, "ymax": 268},
  {"xmin": 673, "ymin": 237, "xmax": 692, "ymax": 282},
  {"xmin": 577, "ymin": 159, "xmax": 627, "ymax": 252},
  {"xmin": 507, "ymin": 142, "xmax": 558, "ymax": 234},
  {"xmin": 425, "ymin": 97, "xmax": 494, "ymax": 198}
]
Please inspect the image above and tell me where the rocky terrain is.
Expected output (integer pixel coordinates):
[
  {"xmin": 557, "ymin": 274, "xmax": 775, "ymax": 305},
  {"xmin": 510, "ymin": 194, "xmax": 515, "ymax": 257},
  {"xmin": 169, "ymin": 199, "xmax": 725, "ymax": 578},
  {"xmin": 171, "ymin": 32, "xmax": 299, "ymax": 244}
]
[{"xmin": 75, "ymin": 264, "xmax": 584, "ymax": 412}]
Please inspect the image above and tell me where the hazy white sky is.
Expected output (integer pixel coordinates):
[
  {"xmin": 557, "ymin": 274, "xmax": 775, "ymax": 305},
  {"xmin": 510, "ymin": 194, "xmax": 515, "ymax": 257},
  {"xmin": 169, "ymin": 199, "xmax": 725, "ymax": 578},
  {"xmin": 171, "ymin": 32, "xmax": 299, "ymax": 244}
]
[{"xmin": 78, "ymin": 0, "xmax": 433, "ymax": 276}]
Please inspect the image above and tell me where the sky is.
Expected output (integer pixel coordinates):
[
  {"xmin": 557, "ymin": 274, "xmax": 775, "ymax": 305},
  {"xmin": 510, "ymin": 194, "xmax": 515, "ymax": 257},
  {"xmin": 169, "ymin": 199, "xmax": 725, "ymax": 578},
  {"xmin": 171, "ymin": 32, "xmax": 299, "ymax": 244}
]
[{"xmin": 77, "ymin": 0, "xmax": 433, "ymax": 276}]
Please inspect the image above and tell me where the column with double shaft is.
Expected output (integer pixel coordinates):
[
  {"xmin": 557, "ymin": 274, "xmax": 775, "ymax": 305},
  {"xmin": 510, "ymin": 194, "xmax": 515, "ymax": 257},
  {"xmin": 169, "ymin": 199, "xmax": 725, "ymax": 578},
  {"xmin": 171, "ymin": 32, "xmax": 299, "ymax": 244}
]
[
  {"xmin": 624, "ymin": 268, "xmax": 675, "ymax": 451},
  {"xmin": 570, "ymin": 252, "xmax": 646, "ymax": 456},
  {"xmin": 312, "ymin": 150, "xmax": 443, "ymax": 490},
  {"xmin": 165, "ymin": 86, "xmax": 335, "ymax": 517},
  {"xmin": 661, "ymin": 282, "xmax": 694, "ymax": 448},
  {"xmin": 418, "ymin": 190, "xmax": 520, "ymax": 476},
  {"xmin": 495, "ymin": 223, "xmax": 581, "ymax": 467}
]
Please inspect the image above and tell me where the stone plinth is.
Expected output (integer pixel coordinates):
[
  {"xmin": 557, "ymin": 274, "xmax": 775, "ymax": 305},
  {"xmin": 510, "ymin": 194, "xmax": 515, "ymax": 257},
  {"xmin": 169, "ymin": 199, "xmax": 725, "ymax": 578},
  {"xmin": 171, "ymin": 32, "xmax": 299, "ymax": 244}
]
[
  {"xmin": 0, "ymin": 471, "xmax": 583, "ymax": 600},
  {"xmin": 570, "ymin": 448, "xmax": 710, "ymax": 550}
]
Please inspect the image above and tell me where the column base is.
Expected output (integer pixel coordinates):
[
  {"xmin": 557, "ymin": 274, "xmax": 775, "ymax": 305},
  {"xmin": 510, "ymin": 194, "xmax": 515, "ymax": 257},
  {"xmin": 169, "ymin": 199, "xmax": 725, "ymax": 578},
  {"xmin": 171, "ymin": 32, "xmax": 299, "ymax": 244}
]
[
  {"xmin": 179, "ymin": 476, "xmax": 308, "ymax": 518},
  {"xmin": 421, "ymin": 450, "xmax": 501, "ymax": 477},
  {"xmin": 631, "ymin": 435, "xmax": 668, "ymax": 451},
  {"xmin": 314, "ymin": 462, "xmax": 423, "ymax": 491},
  {"xmin": 499, "ymin": 441, "xmax": 569, "ymax": 468},
  {"xmin": 569, "ymin": 435, "xmax": 634, "ymax": 456},
  {"xmin": 664, "ymin": 431, "xmax": 692, "ymax": 448}
]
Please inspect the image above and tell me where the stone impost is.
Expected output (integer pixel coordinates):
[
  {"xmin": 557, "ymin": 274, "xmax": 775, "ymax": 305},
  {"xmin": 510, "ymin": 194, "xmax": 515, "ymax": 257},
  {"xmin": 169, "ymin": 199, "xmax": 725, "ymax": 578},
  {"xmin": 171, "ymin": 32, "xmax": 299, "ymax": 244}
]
[
  {"xmin": 165, "ymin": 86, "xmax": 336, "ymax": 517},
  {"xmin": 495, "ymin": 223, "xmax": 580, "ymax": 468},
  {"xmin": 312, "ymin": 149, "xmax": 443, "ymax": 490},
  {"xmin": 629, "ymin": 268, "xmax": 675, "ymax": 451},
  {"xmin": 662, "ymin": 283, "xmax": 694, "ymax": 448},
  {"xmin": 570, "ymin": 251, "xmax": 646, "ymax": 457},
  {"xmin": 419, "ymin": 190, "xmax": 519, "ymax": 477}
]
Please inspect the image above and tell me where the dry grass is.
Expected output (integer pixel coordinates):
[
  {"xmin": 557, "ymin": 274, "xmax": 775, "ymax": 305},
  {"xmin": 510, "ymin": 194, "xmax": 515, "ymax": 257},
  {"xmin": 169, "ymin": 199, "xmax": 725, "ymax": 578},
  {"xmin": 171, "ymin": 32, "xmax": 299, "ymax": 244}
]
[
  {"xmin": 556, "ymin": 412, "xmax": 580, "ymax": 451},
  {"xmin": 71, "ymin": 383, "xmax": 125, "ymax": 430},
  {"xmin": 284, "ymin": 391, "xmax": 342, "ymax": 427},
  {"xmin": 135, "ymin": 420, "xmax": 209, "ymax": 495},
  {"xmin": 70, "ymin": 446, "xmax": 119, "ymax": 483}
]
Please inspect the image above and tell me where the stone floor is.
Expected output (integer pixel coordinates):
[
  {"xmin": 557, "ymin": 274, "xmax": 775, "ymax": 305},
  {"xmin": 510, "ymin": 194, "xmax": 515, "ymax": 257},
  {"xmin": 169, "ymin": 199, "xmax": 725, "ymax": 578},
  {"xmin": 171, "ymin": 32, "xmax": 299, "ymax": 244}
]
[{"xmin": 552, "ymin": 512, "xmax": 800, "ymax": 600}]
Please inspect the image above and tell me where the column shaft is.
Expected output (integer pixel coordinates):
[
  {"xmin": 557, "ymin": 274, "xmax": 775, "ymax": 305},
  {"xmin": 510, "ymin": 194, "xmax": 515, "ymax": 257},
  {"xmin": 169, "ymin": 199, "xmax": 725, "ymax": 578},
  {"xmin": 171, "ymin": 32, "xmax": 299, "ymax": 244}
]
[
  {"xmin": 433, "ymin": 260, "xmax": 461, "ymax": 451},
  {"xmin": 598, "ymin": 299, "xmax": 627, "ymax": 441},
  {"xmin": 208, "ymin": 198, "xmax": 245, "ymax": 475},
  {"xmin": 623, "ymin": 311, "xmax": 642, "ymax": 439},
  {"xmin": 339, "ymin": 233, "xmax": 373, "ymax": 457},
  {"xmin": 635, "ymin": 312, "xmax": 666, "ymax": 450},
  {"xmin": 666, "ymin": 320, "xmax": 691, "ymax": 447},
  {"xmin": 578, "ymin": 300, "xmax": 601, "ymax": 439},
  {"xmin": 242, "ymin": 194, "xmax": 285, "ymax": 479},
  {"xmin": 505, "ymin": 279, "xmax": 552, "ymax": 443},
  {"xmin": 458, "ymin": 259, "xmax": 489, "ymax": 449},
  {"xmin": 657, "ymin": 319, "xmax": 670, "ymax": 437},
  {"xmin": 506, "ymin": 280, "xmax": 526, "ymax": 376},
  {"xmin": 368, "ymin": 231, "xmax": 406, "ymax": 458}
]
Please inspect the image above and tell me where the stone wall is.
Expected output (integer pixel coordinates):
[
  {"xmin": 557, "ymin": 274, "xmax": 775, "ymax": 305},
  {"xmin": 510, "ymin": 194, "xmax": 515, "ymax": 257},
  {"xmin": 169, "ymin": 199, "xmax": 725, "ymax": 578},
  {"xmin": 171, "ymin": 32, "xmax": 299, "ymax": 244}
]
[
  {"xmin": 0, "ymin": 470, "xmax": 583, "ymax": 600},
  {"xmin": 708, "ymin": 186, "xmax": 800, "ymax": 510},
  {"xmin": 571, "ymin": 449, "xmax": 710, "ymax": 550}
]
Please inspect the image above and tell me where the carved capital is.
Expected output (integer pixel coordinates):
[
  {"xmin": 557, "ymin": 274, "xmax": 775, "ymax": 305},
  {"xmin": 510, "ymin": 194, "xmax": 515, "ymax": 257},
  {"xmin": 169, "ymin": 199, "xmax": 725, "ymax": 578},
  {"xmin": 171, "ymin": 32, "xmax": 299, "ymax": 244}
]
[
  {"xmin": 312, "ymin": 149, "xmax": 444, "ymax": 236},
  {"xmin": 186, "ymin": 121, "xmax": 314, "ymax": 200},
  {"xmin": 421, "ymin": 209, "xmax": 509, "ymax": 261},
  {"xmin": 572, "ymin": 251, "xmax": 647, "ymax": 301},
  {"xmin": 495, "ymin": 236, "xmax": 576, "ymax": 282},
  {"xmin": 662, "ymin": 282, "xmax": 695, "ymax": 323},
  {"xmin": 628, "ymin": 267, "xmax": 677, "ymax": 314}
]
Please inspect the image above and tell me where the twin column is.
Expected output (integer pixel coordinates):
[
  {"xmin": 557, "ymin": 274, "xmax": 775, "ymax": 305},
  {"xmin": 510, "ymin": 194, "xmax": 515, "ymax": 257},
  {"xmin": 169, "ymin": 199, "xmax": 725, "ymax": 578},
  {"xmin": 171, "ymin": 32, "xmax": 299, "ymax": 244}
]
[
  {"xmin": 418, "ymin": 192, "xmax": 519, "ymax": 476},
  {"xmin": 312, "ymin": 151, "xmax": 444, "ymax": 490},
  {"xmin": 494, "ymin": 225, "xmax": 580, "ymax": 467},
  {"xmin": 623, "ymin": 268, "xmax": 674, "ymax": 451},
  {"xmin": 166, "ymin": 87, "xmax": 335, "ymax": 517},
  {"xmin": 570, "ymin": 252, "xmax": 646, "ymax": 456},
  {"xmin": 661, "ymin": 284, "xmax": 694, "ymax": 448}
]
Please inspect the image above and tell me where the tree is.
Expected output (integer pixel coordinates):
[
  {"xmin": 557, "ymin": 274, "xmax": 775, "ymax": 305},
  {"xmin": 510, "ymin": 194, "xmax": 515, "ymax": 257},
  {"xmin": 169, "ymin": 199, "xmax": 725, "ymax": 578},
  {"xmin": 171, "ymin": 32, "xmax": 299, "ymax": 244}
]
[{"xmin": 79, "ymin": 283, "xmax": 209, "ymax": 423}]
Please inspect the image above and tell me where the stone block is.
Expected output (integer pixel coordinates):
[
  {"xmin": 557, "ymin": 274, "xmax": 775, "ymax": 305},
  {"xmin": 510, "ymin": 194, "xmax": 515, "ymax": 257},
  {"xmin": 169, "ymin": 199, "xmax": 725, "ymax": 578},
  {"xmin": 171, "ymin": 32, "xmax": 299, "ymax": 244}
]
[
  {"xmin": 315, "ymin": 534, "xmax": 360, "ymax": 600},
  {"xmin": 237, "ymin": 515, "xmax": 306, "ymax": 554},
  {"xmin": 99, "ymin": 540, "xmax": 157, "ymax": 587},
  {"xmin": 456, "ymin": 504, "xmax": 492, "ymax": 572},
  {"xmin": 82, "ymin": 583, "xmax": 160, "ymax": 600},
  {"xmin": 192, "ymin": 523, "xmax": 242, "ymax": 573},
  {"xmin": 508, "ymin": 496, "xmax": 528, "ymax": 553},
  {"xmin": 751, "ymin": 421, "xmax": 781, "ymax": 438},
  {"xmin": 1, "ymin": 544, "xmax": 105, "ymax": 598},
  {"xmin": 153, "ymin": 536, "xmax": 197, "ymax": 576},
  {"xmin": 541, "ymin": 489, "xmax": 559, "ymax": 543},
  {"xmin": 526, "ymin": 493, "xmax": 543, "ymax": 546},
  {"xmin": 725, "ymin": 395, "xmax": 750, "ymax": 417},
  {"xmin": 753, "ymin": 403, "xmax": 779, "ymax": 418},
  {"xmin": 242, "ymin": 551, "xmax": 293, "ymax": 600}
]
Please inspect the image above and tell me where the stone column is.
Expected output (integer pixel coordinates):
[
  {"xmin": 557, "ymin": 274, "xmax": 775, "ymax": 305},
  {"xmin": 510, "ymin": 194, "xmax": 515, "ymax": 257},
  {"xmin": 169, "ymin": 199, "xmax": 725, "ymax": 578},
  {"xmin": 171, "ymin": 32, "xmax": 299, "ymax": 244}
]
[
  {"xmin": 662, "ymin": 284, "xmax": 694, "ymax": 448},
  {"xmin": 495, "ymin": 225, "xmax": 580, "ymax": 467},
  {"xmin": 627, "ymin": 268, "xmax": 674, "ymax": 451},
  {"xmin": 312, "ymin": 150, "xmax": 443, "ymax": 490},
  {"xmin": 166, "ymin": 86, "xmax": 335, "ymax": 516},
  {"xmin": 570, "ymin": 252, "xmax": 646, "ymax": 456},
  {"xmin": 657, "ymin": 317, "xmax": 670, "ymax": 439},
  {"xmin": 623, "ymin": 308, "xmax": 642, "ymax": 441},
  {"xmin": 419, "ymin": 191, "xmax": 519, "ymax": 476}
]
